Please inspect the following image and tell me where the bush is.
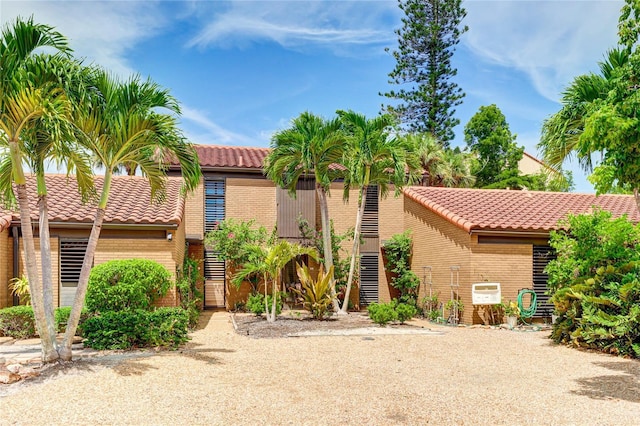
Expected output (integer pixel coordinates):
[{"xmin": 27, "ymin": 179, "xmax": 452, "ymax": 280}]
[
  {"xmin": 0, "ymin": 306, "xmax": 36, "ymax": 339},
  {"xmin": 547, "ymin": 210, "xmax": 640, "ymax": 357},
  {"xmin": 176, "ymin": 255, "xmax": 203, "ymax": 328},
  {"xmin": 394, "ymin": 302, "xmax": 417, "ymax": 324},
  {"xmin": 246, "ymin": 293, "xmax": 283, "ymax": 317},
  {"xmin": 86, "ymin": 259, "xmax": 172, "ymax": 312},
  {"xmin": 367, "ymin": 302, "xmax": 397, "ymax": 326},
  {"xmin": 55, "ymin": 307, "xmax": 92, "ymax": 333},
  {"xmin": 80, "ymin": 308, "xmax": 189, "ymax": 350}
]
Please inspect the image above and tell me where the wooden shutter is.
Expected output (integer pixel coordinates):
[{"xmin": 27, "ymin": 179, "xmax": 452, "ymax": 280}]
[
  {"xmin": 60, "ymin": 239, "xmax": 89, "ymax": 307},
  {"xmin": 533, "ymin": 245, "xmax": 556, "ymax": 317},
  {"xmin": 277, "ymin": 178, "xmax": 316, "ymax": 239},
  {"xmin": 359, "ymin": 252, "xmax": 379, "ymax": 305},
  {"xmin": 361, "ymin": 185, "xmax": 378, "ymax": 237}
]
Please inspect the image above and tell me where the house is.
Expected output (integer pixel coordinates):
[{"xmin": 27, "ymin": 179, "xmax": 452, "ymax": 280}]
[
  {"xmin": 170, "ymin": 145, "xmax": 403, "ymax": 310},
  {"xmin": 403, "ymin": 186, "xmax": 640, "ymax": 323},
  {"xmin": 0, "ymin": 175, "xmax": 186, "ymax": 308},
  {"xmin": 3, "ymin": 145, "xmax": 637, "ymax": 325}
]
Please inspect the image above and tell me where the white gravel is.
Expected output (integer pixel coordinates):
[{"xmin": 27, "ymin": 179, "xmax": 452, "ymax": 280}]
[{"xmin": 1, "ymin": 311, "xmax": 639, "ymax": 425}]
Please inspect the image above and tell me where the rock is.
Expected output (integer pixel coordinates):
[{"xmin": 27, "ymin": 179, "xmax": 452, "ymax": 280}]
[
  {"xmin": 5, "ymin": 364, "xmax": 21, "ymax": 374},
  {"xmin": 0, "ymin": 336, "xmax": 14, "ymax": 345},
  {"xmin": 5, "ymin": 364, "xmax": 39, "ymax": 379},
  {"xmin": 0, "ymin": 370, "xmax": 21, "ymax": 384}
]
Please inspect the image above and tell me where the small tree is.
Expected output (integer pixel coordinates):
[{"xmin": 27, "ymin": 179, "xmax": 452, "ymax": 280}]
[
  {"xmin": 382, "ymin": 231, "xmax": 419, "ymax": 304},
  {"xmin": 232, "ymin": 240, "xmax": 318, "ymax": 323}
]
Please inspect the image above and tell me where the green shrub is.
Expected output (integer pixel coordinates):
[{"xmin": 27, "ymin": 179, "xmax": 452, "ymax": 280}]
[
  {"xmin": 80, "ymin": 308, "xmax": 189, "ymax": 350},
  {"xmin": 367, "ymin": 302, "xmax": 397, "ymax": 326},
  {"xmin": 246, "ymin": 292, "xmax": 283, "ymax": 317},
  {"xmin": 176, "ymin": 255, "xmax": 203, "ymax": 328},
  {"xmin": 86, "ymin": 259, "xmax": 172, "ymax": 312},
  {"xmin": 547, "ymin": 210, "xmax": 640, "ymax": 357},
  {"xmin": 394, "ymin": 302, "xmax": 417, "ymax": 324},
  {"xmin": 0, "ymin": 306, "xmax": 36, "ymax": 339},
  {"xmin": 55, "ymin": 307, "xmax": 92, "ymax": 333}
]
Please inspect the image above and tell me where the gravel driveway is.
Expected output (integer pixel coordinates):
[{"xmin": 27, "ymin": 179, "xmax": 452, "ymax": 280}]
[{"xmin": 1, "ymin": 311, "xmax": 639, "ymax": 425}]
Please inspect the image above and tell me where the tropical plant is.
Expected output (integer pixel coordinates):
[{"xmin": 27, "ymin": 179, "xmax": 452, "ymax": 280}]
[
  {"xmin": 503, "ymin": 300, "xmax": 520, "ymax": 317},
  {"xmin": 546, "ymin": 209, "xmax": 640, "ymax": 357},
  {"xmin": 393, "ymin": 300, "xmax": 418, "ymax": 324},
  {"xmin": 233, "ymin": 240, "xmax": 318, "ymax": 322},
  {"xmin": 205, "ymin": 219, "xmax": 268, "ymax": 292},
  {"xmin": 293, "ymin": 263, "xmax": 334, "ymax": 320},
  {"xmin": 382, "ymin": 231, "xmax": 420, "ymax": 304},
  {"xmin": 405, "ymin": 133, "xmax": 474, "ymax": 187},
  {"xmin": 59, "ymin": 69, "xmax": 201, "ymax": 360},
  {"xmin": 265, "ymin": 112, "xmax": 345, "ymax": 311},
  {"xmin": 382, "ymin": 0, "xmax": 468, "ymax": 144},
  {"xmin": 8, "ymin": 275, "xmax": 30, "ymax": 305},
  {"xmin": 0, "ymin": 16, "xmax": 77, "ymax": 362},
  {"xmin": 338, "ymin": 110, "xmax": 421, "ymax": 313},
  {"xmin": 539, "ymin": 47, "xmax": 629, "ymax": 175}
]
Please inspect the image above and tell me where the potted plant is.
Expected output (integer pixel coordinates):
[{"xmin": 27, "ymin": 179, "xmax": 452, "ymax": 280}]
[{"xmin": 503, "ymin": 300, "xmax": 520, "ymax": 328}]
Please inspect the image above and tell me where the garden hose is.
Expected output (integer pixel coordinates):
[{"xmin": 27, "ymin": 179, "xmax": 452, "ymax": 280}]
[{"xmin": 517, "ymin": 289, "xmax": 537, "ymax": 322}]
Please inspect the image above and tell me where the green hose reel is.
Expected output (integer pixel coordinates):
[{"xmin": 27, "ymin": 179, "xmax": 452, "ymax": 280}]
[{"xmin": 517, "ymin": 289, "xmax": 537, "ymax": 321}]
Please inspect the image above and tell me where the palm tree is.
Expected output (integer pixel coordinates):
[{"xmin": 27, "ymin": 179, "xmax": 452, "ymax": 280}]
[
  {"xmin": 264, "ymin": 112, "xmax": 345, "ymax": 312},
  {"xmin": 233, "ymin": 240, "xmax": 318, "ymax": 322},
  {"xmin": 0, "ymin": 16, "xmax": 73, "ymax": 362},
  {"xmin": 337, "ymin": 110, "xmax": 421, "ymax": 314},
  {"xmin": 407, "ymin": 133, "xmax": 475, "ymax": 188},
  {"xmin": 539, "ymin": 48, "xmax": 630, "ymax": 172},
  {"xmin": 58, "ymin": 69, "xmax": 202, "ymax": 360}
]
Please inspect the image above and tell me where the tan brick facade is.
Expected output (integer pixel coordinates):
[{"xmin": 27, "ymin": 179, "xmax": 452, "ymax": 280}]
[
  {"xmin": 184, "ymin": 179, "xmax": 204, "ymax": 240},
  {"xmin": 0, "ymin": 230, "xmax": 12, "ymax": 308},
  {"xmin": 226, "ymin": 178, "xmax": 276, "ymax": 230}
]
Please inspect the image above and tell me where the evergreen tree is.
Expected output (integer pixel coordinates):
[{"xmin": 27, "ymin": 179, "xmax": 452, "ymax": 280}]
[{"xmin": 382, "ymin": 0, "xmax": 467, "ymax": 145}]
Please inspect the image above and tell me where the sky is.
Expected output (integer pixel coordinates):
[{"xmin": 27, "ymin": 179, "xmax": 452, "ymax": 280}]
[{"xmin": 0, "ymin": 0, "xmax": 626, "ymax": 193}]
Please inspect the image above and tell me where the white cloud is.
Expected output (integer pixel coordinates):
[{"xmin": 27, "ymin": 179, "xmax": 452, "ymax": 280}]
[
  {"xmin": 187, "ymin": 1, "xmax": 397, "ymax": 55},
  {"xmin": 181, "ymin": 105, "xmax": 257, "ymax": 146},
  {"xmin": 464, "ymin": 1, "xmax": 622, "ymax": 101},
  {"xmin": 1, "ymin": 0, "xmax": 168, "ymax": 77}
]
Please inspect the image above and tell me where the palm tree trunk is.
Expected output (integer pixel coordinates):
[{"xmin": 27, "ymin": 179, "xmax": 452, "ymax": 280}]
[
  {"xmin": 59, "ymin": 171, "xmax": 112, "ymax": 361},
  {"xmin": 316, "ymin": 185, "xmax": 340, "ymax": 312},
  {"xmin": 9, "ymin": 141, "xmax": 58, "ymax": 362},
  {"xmin": 341, "ymin": 185, "xmax": 367, "ymax": 314},
  {"xmin": 37, "ymin": 191, "xmax": 60, "ymax": 360}
]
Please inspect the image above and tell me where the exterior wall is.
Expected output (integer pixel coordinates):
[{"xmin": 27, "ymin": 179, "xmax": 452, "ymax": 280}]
[
  {"xmin": 94, "ymin": 235, "xmax": 179, "ymax": 307},
  {"xmin": 226, "ymin": 178, "xmax": 276, "ymax": 230},
  {"xmin": 469, "ymin": 236, "xmax": 533, "ymax": 324},
  {"xmin": 19, "ymin": 237, "xmax": 61, "ymax": 307},
  {"xmin": 404, "ymin": 197, "xmax": 473, "ymax": 323},
  {"xmin": 377, "ymin": 193, "xmax": 405, "ymax": 303},
  {"xmin": 184, "ymin": 179, "xmax": 204, "ymax": 240},
  {"xmin": 0, "ymin": 230, "xmax": 12, "ymax": 308},
  {"xmin": 518, "ymin": 153, "xmax": 546, "ymax": 175}
]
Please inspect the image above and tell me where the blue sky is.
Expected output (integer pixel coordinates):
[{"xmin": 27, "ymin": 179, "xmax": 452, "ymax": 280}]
[{"xmin": 0, "ymin": 0, "xmax": 625, "ymax": 192}]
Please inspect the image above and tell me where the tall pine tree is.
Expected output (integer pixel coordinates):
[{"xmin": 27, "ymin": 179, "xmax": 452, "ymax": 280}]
[{"xmin": 382, "ymin": 0, "xmax": 467, "ymax": 146}]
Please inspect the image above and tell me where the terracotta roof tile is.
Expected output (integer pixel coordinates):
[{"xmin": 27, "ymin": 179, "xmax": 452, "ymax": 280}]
[
  {"xmin": 403, "ymin": 187, "xmax": 640, "ymax": 233},
  {"xmin": 10, "ymin": 175, "xmax": 184, "ymax": 227},
  {"xmin": 0, "ymin": 212, "xmax": 12, "ymax": 232},
  {"xmin": 191, "ymin": 145, "xmax": 270, "ymax": 169}
]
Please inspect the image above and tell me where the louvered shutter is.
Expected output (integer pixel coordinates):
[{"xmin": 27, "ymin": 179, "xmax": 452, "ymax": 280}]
[
  {"xmin": 533, "ymin": 245, "xmax": 556, "ymax": 317},
  {"xmin": 60, "ymin": 239, "xmax": 89, "ymax": 307},
  {"xmin": 359, "ymin": 253, "xmax": 379, "ymax": 305}
]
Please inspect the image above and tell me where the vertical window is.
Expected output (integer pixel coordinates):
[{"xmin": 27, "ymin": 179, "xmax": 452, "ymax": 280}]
[
  {"xmin": 204, "ymin": 179, "xmax": 225, "ymax": 233},
  {"xmin": 362, "ymin": 185, "xmax": 379, "ymax": 237}
]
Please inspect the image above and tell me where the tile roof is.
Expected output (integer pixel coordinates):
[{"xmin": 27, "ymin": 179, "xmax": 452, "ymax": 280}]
[
  {"xmin": 6, "ymin": 175, "xmax": 184, "ymax": 227},
  {"xmin": 404, "ymin": 186, "xmax": 640, "ymax": 233},
  {"xmin": 190, "ymin": 145, "xmax": 270, "ymax": 169},
  {"xmin": 0, "ymin": 212, "xmax": 11, "ymax": 232}
]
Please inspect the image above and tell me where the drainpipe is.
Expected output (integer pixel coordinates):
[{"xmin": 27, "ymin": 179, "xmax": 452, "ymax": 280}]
[{"xmin": 11, "ymin": 226, "xmax": 19, "ymax": 306}]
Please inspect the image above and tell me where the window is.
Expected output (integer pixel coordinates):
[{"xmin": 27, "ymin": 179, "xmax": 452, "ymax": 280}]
[
  {"xmin": 362, "ymin": 185, "xmax": 379, "ymax": 237},
  {"xmin": 532, "ymin": 245, "xmax": 556, "ymax": 317},
  {"xmin": 204, "ymin": 179, "xmax": 225, "ymax": 233}
]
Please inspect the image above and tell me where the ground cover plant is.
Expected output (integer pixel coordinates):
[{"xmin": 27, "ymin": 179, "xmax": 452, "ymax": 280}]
[{"xmin": 546, "ymin": 210, "xmax": 640, "ymax": 357}]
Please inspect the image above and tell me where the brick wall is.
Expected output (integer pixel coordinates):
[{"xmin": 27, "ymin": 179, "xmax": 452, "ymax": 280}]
[
  {"xmin": 404, "ymin": 197, "xmax": 473, "ymax": 323},
  {"xmin": 184, "ymin": 179, "xmax": 204, "ymax": 240},
  {"xmin": 94, "ymin": 237, "xmax": 179, "ymax": 307},
  {"xmin": 18, "ymin": 237, "xmax": 60, "ymax": 307},
  {"xmin": 470, "ymin": 236, "xmax": 534, "ymax": 323},
  {"xmin": 226, "ymin": 178, "xmax": 276, "ymax": 230},
  {"xmin": 0, "ymin": 230, "xmax": 11, "ymax": 308}
]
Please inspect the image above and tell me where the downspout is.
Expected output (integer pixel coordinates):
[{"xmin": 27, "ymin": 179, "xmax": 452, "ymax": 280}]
[{"xmin": 11, "ymin": 226, "xmax": 19, "ymax": 306}]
